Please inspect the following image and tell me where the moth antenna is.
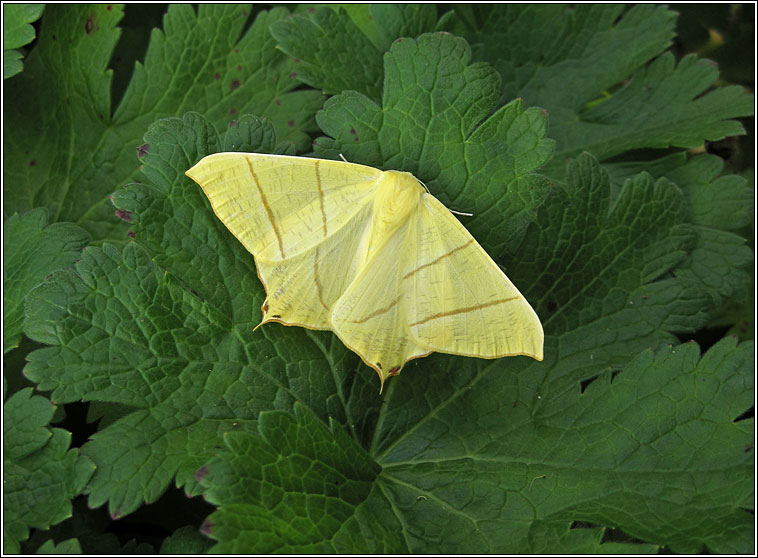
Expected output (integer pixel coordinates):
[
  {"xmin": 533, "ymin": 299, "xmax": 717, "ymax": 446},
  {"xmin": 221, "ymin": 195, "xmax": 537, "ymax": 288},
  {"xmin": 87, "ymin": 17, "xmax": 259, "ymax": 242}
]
[
  {"xmin": 339, "ymin": 153, "xmax": 348, "ymax": 163},
  {"xmin": 416, "ymin": 177, "xmax": 432, "ymax": 194},
  {"xmin": 417, "ymin": 177, "xmax": 474, "ymax": 216},
  {"xmin": 448, "ymin": 208, "xmax": 474, "ymax": 217}
]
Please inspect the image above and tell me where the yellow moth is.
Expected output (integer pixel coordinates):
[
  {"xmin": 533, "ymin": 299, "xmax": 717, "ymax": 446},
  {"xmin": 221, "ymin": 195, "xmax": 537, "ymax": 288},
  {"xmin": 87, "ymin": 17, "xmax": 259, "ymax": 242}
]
[{"xmin": 186, "ymin": 153, "xmax": 543, "ymax": 390}]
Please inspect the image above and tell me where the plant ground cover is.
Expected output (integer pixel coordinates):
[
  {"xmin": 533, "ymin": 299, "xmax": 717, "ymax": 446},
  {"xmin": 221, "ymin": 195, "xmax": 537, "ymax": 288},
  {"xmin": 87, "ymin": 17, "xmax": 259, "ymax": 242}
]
[{"xmin": 3, "ymin": 4, "xmax": 754, "ymax": 554}]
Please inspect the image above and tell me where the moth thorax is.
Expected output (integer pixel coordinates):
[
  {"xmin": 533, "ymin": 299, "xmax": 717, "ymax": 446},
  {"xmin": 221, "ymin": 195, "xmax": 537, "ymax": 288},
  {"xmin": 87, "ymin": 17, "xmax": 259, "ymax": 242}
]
[{"xmin": 372, "ymin": 170, "xmax": 423, "ymax": 232}]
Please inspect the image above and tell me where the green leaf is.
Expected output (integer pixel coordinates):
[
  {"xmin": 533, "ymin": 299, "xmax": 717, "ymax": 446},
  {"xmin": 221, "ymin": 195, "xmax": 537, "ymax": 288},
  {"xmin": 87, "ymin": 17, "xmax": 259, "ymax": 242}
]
[
  {"xmin": 23, "ymin": 109, "xmax": 744, "ymax": 551},
  {"xmin": 270, "ymin": 5, "xmax": 439, "ymax": 101},
  {"xmin": 3, "ymin": 4, "xmax": 325, "ymax": 243},
  {"xmin": 270, "ymin": 7, "xmax": 383, "ymax": 100},
  {"xmin": 4, "ymin": 208, "xmax": 89, "ymax": 353},
  {"xmin": 513, "ymin": 155, "xmax": 706, "ymax": 345},
  {"xmin": 3, "ymin": 387, "xmax": 56, "ymax": 461},
  {"xmin": 712, "ymin": 292, "xmax": 755, "ymax": 342},
  {"xmin": 2, "ymin": 4, "xmax": 45, "ymax": 49},
  {"xmin": 604, "ymin": 153, "xmax": 754, "ymax": 308},
  {"xmin": 674, "ymin": 227, "xmax": 752, "ymax": 304},
  {"xmin": 200, "ymin": 338, "xmax": 752, "ymax": 553},
  {"xmin": 2, "ymin": 3, "xmax": 45, "ymax": 78},
  {"xmin": 25, "ymin": 114, "xmax": 338, "ymax": 520},
  {"xmin": 3, "ymin": 337, "xmax": 43, "ymax": 398},
  {"xmin": 23, "ymin": 498, "xmax": 159, "ymax": 555},
  {"xmin": 85, "ymin": 401, "xmax": 137, "ymax": 431},
  {"xmin": 282, "ymin": 6, "xmax": 753, "ymax": 185},
  {"xmin": 647, "ymin": 155, "xmax": 753, "ymax": 307},
  {"xmin": 465, "ymin": 5, "xmax": 754, "ymax": 178},
  {"xmin": 35, "ymin": 538, "xmax": 82, "ymax": 554},
  {"xmin": 15, "ymin": 5, "xmax": 753, "ymax": 552},
  {"xmin": 341, "ymin": 4, "xmax": 439, "ymax": 52},
  {"xmin": 666, "ymin": 154, "xmax": 754, "ymax": 230},
  {"xmin": 200, "ymin": 404, "xmax": 387, "ymax": 553},
  {"xmin": 159, "ymin": 525, "xmax": 213, "ymax": 554},
  {"xmin": 4, "ymin": 48, "xmax": 24, "ymax": 79},
  {"xmin": 467, "ymin": 5, "xmax": 675, "ymax": 108},
  {"xmin": 3, "ymin": 389, "xmax": 95, "ymax": 553},
  {"xmin": 314, "ymin": 32, "xmax": 554, "ymax": 255}
]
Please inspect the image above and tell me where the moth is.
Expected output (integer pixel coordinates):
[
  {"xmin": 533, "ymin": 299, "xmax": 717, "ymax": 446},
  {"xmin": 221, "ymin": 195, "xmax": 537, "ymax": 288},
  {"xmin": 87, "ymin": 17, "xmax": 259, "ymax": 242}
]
[{"xmin": 186, "ymin": 153, "xmax": 543, "ymax": 390}]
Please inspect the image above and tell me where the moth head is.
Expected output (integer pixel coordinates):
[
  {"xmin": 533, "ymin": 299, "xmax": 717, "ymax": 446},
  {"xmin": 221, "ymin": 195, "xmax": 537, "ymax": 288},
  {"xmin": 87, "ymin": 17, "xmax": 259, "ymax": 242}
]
[{"xmin": 373, "ymin": 170, "xmax": 424, "ymax": 232}]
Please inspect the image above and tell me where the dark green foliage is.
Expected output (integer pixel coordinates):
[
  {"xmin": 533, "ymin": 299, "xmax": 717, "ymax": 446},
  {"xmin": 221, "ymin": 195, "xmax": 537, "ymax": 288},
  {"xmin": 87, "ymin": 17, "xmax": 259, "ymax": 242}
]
[{"xmin": 4, "ymin": 4, "xmax": 753, "ymax": 554}]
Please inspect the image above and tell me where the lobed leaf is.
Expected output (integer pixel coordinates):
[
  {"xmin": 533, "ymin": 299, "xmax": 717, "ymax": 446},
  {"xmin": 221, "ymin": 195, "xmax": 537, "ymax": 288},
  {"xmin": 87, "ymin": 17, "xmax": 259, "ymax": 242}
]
[
  {"xmin": 12, "ymin": 4, "xmax": 754, "ymax": 554},
  {"xmin": 201, "ymin": 405, "xmax": 387, "ymax": 553},
  {"xmin": 4, "ymin": 208, "xmax": 89, "ymax": 353},
  {"xmin": 2, "ymin": 3, "xmax": 45, "ymax": 78},
  {"xmin": 35, "ymin": 538, "xmax": 82, "ymax": 554},
  {"xmin": 3, "ymin": 389, "xmax": 95, "ymax": 553},
  {"xmin": 159, "ymin": 525, "xmax": 213, "ymax": 554},
  {"xmin": 23, "ymin": 110, "xmax": 749, "ymax": 551},
  {"xmin": 26, "ymin": 114, "xmax": 367, "ymax": 519},
  {"xmin": 3, "ymin": 4, "xmax": 324, "ymax": 243},
  {"xmin": 199, "ymin": 339, "xmax": 752, "ymax": 553},
  {"xmin": 270, "ymin": 6, "xmax": 384, "ymax": 100},
  {"xmin": 465, "ymin": 4, "xmax": 753, "ymax": 179},
  {"xmin": 314, "ymin": 32, "xmax": 555, "ymax": 256}
]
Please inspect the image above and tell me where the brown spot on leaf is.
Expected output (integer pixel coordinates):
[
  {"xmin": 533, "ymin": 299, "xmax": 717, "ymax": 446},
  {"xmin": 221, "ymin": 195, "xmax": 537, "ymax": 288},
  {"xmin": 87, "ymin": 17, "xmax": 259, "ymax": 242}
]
[
  {"xmin": 275, "ymin": 99, "xmax": 281, "ymax": 106},
  {"xmin": 128, "ymin": 231, "xmax": 136, "ymax": 239},
  {"xmin": 200, "ymin": 518, "xmax": 213, "ymax": 535},
  {"xmin": 106, "ymin": 5, "xmax": 112, "ymax": 10},
  {"xmin": 228, "ymin": 120, "xmax": 238, "ymax": 127},
  {"xmin": 29, "ymin": 159, "xmax": 36, "ymax": 167},
  {"xmin": 293, "ymin": 58, "xmax": 300, "ymax": 63},
  {"xmin": 289, "ymin": 72, "xmax": 297, "ymax": 78},
  {"xmin": 230, "ymin": 107, "xmax": 237, "ymax": 115},
  {"xmin": 307, "ymin": 7, "xmax": 315, "ymax": 13},
  {"xmin": 213, "ymin": 72, "xmax": 221, "ymax": 80},
  {"xmin": 230, "ymin": 79, "xmax": 241, "ymax": 90},
  {"xmin": 349, "ymin": 128, "xmax": 356, "ymax": 135},
  {"xmin": 195, "ymin": 465, "xmax": 209, "ymax": 482},
  {"xmin": 116, "ymin": 209, "xmax": 132, "ymax": 223},
  {"xmin": 85, "ymin": 16, "xmax": 95, "ymax": 34},
  {"xmin": 137, "ymin": 143, "xmax": 149, "ymax": 158},
  {"xmin": 236, "ymin": 64, "xmax": 242, "ymax": 71},
  {"xmin": 287, "ymin": 120, "xmax": 294, "ymax": 127},
  {"xmin": 115, "ymin": 209, "xmax": 133, "ymax": 222}
]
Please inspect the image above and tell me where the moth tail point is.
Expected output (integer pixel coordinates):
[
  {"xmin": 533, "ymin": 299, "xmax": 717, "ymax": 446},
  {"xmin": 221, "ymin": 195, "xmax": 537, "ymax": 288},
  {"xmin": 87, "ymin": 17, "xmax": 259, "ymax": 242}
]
[
  {"xmin": 377, "ymin": 365, "xmax": 402, "ymax": 394},
  {"xmin": 254, "ymin": 299, "xmax": 270, "ymax": 331}
]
